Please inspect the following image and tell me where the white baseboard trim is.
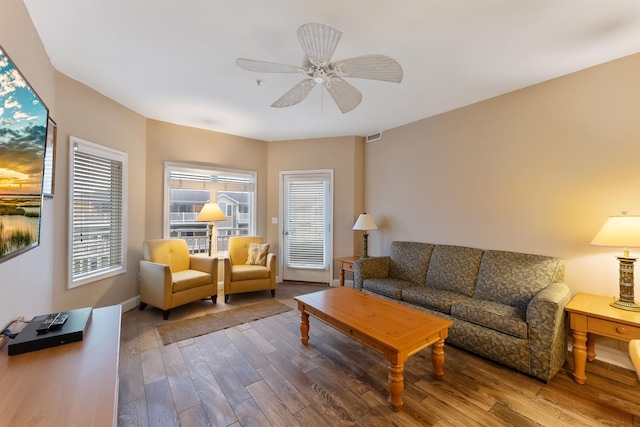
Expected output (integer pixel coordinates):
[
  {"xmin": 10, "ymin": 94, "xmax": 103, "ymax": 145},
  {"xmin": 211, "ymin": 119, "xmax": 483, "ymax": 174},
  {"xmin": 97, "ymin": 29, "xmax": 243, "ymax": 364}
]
[
  {"xmin": 330, "ymin": 279, "xmax": 353, "ymax": 287},
  {"xmin": 121, "ymin": 295, "xmax": 140, "ymax": 313}
]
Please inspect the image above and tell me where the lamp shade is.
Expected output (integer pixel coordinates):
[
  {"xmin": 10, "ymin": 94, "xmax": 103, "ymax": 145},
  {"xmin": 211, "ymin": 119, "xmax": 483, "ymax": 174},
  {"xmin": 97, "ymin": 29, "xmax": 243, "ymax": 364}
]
[
  {"xmin": 196, "ymin": 202, "xmax": 227, "ymax": 222},
  {"xmin": 353, "ymin": 213, "xmax": 378, "ymax": 231},
  {"xmin": 591, "ymin": 214, "xmax": 640, "ymax": 248}
]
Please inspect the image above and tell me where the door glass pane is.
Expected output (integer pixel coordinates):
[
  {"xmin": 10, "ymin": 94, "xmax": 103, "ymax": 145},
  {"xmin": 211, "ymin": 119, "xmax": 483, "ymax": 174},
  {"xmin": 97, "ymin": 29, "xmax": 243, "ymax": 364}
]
[{"xmin": 286, "ymin": 179, "xmax": 326, "ymax": 269}]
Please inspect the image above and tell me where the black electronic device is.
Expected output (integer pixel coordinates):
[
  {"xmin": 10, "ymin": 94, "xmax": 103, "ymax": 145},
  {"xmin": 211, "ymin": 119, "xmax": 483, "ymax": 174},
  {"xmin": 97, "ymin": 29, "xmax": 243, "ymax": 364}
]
[{"xmin": 8, "ymin": 307, "xmax": 92, "ymax": 356}]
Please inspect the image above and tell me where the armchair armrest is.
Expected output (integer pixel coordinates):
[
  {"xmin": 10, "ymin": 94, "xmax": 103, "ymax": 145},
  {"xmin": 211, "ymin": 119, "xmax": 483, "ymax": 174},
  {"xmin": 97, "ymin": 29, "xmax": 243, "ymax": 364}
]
[
  {"xmin": 354, "ymin": 256, "xmax": 390, "ymax": 291},
  {"xmin": 139, "ymin": 260, "xmax": 173, "ymax": 309},
  {"xmin": 526, "ymin": 282, "xmax": 572, "ymax": 381},
  {"xmin": 223, "ymin": 257, "xmax": 232, "ymax": 286},
  {"xmin": 190, "ymin": 255, "xmax": 218, "ymax": 277},
  {"xmin": 266, "ymin": 253, "xmax": 276, "ymax": 285}
]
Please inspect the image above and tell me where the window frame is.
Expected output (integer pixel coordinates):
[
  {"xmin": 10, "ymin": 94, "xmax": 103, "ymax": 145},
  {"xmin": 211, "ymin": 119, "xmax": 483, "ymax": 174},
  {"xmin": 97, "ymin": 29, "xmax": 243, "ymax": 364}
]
[
  {"xmin": 68, "ymin": 136, "xmax": 128, "ymax": 288},
  {"xmin": 163, "ymin": 162, "xmax": 257, "ymax": 251}
]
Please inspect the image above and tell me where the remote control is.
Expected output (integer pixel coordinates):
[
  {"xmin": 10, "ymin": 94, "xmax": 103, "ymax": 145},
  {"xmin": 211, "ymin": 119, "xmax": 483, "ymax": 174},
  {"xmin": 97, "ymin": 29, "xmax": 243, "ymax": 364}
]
[
  {"xmin": 51, "ymin": 314, "xmax": 68, "ymax": 329},
  {"xmin": 36, "ymin": 313, "xmax": 61, "ymax": 333}
]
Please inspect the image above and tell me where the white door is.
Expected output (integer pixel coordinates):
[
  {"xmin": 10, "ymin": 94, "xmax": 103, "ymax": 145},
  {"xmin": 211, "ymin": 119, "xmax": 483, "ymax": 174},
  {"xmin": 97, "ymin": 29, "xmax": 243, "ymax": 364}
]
[{"xmin": 281, "ymin": 171, "xmax": 332, "ymax": 283}]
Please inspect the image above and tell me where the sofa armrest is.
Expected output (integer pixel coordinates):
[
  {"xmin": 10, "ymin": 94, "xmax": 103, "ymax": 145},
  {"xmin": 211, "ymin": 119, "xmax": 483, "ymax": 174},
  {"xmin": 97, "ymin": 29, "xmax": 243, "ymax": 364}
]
[
  {"xmin": 354, "ymin": 256, "xmax": 390, "ymax": 290},
  {"xmin": 526, "ymin": 282, "xmax": 572, "ymax": 381},
  {"xmin": 139, "ymin": 260, "xmax": 173, "ymax": 309}
]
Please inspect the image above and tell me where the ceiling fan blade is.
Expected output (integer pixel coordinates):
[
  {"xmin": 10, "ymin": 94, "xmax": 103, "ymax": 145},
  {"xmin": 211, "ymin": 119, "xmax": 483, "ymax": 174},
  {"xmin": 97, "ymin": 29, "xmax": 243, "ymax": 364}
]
[
  {"xmin": 331, "ymin": 54, "xmax": 404, "ymax": 83},
  {"xmin": 324, "ymin": 77, "xmax": 362, "ymax": 113},
  {"xmin": 236, "ymin": 58, "xmax": 302, "ymax": 73},
  {"xmin": 271, "ymin": 79, "xmax": 317, "ymax": 108},
  {"xmin": 297, "ymin": 23, "xmax": 342, "ymax": 67}
]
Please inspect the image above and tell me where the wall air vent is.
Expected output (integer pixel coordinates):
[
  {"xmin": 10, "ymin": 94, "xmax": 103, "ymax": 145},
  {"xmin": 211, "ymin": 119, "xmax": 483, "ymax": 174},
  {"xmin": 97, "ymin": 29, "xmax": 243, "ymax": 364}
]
[{"xmin": 366, "ymin": 132, "xmax": 382, "ymax": 143}]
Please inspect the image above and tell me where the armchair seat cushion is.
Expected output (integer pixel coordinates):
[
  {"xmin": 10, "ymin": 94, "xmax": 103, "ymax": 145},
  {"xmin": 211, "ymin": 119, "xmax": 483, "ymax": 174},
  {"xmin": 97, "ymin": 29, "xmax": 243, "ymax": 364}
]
[
  {"xmin": 451, "ymin": 299, "xmax": 528, "ymax": 339},
  {"xmin": 402, "ymin": 286, "xmax": 471, "ymax": 314},
  {"xmin": 231, "ymin": 265, "xmax": 270, "ymax": 282},
  {"xmin": 172, "ymin": 269, "xmax": 214, "ymax": 293}
]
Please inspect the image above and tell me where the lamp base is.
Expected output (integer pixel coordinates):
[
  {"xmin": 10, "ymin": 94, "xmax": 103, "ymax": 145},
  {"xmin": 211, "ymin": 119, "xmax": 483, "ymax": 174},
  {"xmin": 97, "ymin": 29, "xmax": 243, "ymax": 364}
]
[
  {"xmin": 610, "ymin": 299, "xmax": 640, "ymax": 312},
  {"xmin": 361, "ymin": 232, "xmax": 369, "ymax": 259},
  {"xmin": 613, "ymin": 256, "xmax": 639, "ymax": 311}
]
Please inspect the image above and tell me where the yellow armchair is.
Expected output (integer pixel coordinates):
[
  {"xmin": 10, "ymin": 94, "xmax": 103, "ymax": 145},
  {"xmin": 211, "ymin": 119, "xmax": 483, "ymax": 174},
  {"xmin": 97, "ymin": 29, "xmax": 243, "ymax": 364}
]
[
  {"xmin": 223, "ymin": 236, "xmax": 276, "ymax": 303},
  {"xmin": 139, "ymin": 239, "xmax": 218, "ymax": 319}
]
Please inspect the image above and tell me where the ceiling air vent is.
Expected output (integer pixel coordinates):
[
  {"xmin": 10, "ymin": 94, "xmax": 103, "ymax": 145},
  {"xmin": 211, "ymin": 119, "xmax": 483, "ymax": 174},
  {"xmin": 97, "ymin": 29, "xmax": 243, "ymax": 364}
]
[{"xmin": 366, "ymin": 132, "xmax": 382, "ymax": 143}]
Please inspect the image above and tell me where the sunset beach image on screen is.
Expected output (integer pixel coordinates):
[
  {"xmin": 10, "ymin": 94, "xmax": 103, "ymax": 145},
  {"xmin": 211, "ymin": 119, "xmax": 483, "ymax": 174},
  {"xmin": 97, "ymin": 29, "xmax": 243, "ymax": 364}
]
[{"xmin": 0, "ymin": 45, "xmax": 49, "ymax": 262}]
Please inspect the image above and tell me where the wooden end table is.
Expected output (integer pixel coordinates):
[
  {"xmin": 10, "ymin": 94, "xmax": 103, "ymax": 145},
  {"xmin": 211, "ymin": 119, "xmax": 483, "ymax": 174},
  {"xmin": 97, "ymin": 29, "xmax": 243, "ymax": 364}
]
[
  {"xmin": 337, "ymin": 256, "xmax": 360, "ymax": 286},
  {"xmin": 565, "ymin": 292, "xmax": 640, "ymax": 384},
  {"xmin": 295, "ymin": 287, "xmax": 452, "ymax": 411}
]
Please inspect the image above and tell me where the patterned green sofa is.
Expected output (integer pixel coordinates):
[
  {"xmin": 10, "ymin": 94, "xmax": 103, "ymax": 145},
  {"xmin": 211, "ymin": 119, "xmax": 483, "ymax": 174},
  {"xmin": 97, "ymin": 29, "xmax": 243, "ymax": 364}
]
[{"xmin": 354, "ymin": 241, "xmax": 570, "ymax": 382}]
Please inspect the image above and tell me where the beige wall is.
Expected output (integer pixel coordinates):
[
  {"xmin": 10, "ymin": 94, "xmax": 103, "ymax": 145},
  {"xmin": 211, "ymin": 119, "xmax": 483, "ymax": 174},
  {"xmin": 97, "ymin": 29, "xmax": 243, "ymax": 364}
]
[
  {"xmin": 365, "ymin": 53, "xmax": 640, "ymax": 367},
  {"xmin": 53, "ymin": 73, "xmax": 147, "ymax": 310},
  {"xmin": 267, "ymin": 136, "xmax": 364, "ymax": 280},
  {"xmin": 145, "ymin": 120, "xmax": 269, "ymax": 240},
  {"xmin": 0, "ymin": 0, "xmax": 147, "ymax": 327}
]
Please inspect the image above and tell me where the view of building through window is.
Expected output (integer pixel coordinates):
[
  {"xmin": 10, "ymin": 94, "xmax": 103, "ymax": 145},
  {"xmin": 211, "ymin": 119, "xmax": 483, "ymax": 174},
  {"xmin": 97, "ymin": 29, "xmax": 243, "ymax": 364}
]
[{"xmin": 165, "ymin": 164, "xmax": 255, "ymax": 253}]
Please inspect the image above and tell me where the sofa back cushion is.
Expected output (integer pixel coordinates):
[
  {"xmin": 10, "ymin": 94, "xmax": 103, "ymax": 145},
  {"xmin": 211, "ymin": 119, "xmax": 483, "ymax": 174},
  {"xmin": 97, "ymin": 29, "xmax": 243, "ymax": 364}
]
[
  {"xmin": 389, "ymin": 241, "xmax": 435, "ymax": 285},
  {"xmin": 474, "ymin": 250, "xmax": 565, "ymax": 309},
  {"xmin": 426, "ymin": 245, "xmax": 484, "ymax": 297}
]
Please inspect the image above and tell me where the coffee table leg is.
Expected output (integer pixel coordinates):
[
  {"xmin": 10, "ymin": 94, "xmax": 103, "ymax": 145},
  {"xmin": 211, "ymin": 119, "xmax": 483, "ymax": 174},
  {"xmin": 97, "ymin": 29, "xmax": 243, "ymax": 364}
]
[
  {"xmin": 388, "ymin": 362, "xmax": 404, "ymax": 412},
  {"xmin": 300, "ymin": 311, "xmax": 309, "ymax": 345},
  {"xmin": 432, "ymin": 339, "xmax": 445, "ymax": 380}
]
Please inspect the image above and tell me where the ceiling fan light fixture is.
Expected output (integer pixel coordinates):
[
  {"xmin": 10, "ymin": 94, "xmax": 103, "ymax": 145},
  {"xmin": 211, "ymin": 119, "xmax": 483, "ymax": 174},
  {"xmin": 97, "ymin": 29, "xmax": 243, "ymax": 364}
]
[{"xmin": 236, "ymin": 22, "xmax": 403, "ymax": 113}]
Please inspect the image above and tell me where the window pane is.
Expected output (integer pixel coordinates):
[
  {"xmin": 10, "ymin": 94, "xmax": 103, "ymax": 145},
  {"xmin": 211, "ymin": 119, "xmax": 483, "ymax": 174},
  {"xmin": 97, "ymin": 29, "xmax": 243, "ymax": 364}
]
[
  {"xmin": 70, "ymin": 137, "xmax": 127, "ymax": 287},
  {"xmin": 165, "ymin": 164, "xmax": 256, "ymax": 253}
]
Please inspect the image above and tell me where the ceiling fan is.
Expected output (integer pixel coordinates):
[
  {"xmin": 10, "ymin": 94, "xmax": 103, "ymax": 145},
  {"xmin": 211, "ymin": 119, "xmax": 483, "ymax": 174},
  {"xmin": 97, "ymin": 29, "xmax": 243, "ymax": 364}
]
[{"xmin": 236, "ymin": 22, "xmax": 403, "ymax": 113}]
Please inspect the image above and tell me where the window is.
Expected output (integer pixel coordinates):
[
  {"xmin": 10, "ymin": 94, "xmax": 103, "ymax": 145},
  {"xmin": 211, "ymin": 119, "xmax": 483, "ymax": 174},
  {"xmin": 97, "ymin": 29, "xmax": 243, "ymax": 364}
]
[
  {"xmin": 69, "ymin": 136, "xmax": 127, "ymax": 288},
  {"xmin": 164, "ymin": 163, "xmax": 256, "ymax": 253}
]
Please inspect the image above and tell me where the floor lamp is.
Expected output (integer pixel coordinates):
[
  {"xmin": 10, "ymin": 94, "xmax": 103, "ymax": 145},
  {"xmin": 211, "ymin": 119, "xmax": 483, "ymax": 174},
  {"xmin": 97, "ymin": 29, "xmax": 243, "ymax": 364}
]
[
  {"xmin": 591, "ymin": 211, "xmax": 640, "ymax": 311},
  {"xmin": 197, "ymin": 202, "xmax": 227, "ymax": 256},
  {"xmin": 353, "ymin": 213, "xmax": 378, "ymax": 259}
]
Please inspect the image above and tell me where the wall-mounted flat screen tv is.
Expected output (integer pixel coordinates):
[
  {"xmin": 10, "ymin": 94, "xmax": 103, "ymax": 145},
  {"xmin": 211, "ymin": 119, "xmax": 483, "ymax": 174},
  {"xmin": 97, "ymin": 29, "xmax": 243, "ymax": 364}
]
[{"xmin": 0, "ymin": 45, "xmax": 49, "ymax": 263}]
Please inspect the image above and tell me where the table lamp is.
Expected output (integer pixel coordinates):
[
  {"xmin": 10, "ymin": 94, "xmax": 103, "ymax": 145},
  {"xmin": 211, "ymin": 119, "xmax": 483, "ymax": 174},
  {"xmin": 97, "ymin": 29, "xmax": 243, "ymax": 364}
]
[
  {"xmin": 591, "ymin": 211, "xmax": 640, "ymax": 311},
  {"xmin": 353, "ymin": 213, "xmax": 377, "ymax": 259},
  {"xmin": 197, "ymin": 202, "xmax": 226, "ymax": 256}
]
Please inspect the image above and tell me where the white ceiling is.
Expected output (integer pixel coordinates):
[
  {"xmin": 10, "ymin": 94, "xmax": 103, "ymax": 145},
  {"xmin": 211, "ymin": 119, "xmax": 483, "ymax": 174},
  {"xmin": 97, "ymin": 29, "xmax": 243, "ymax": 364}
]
[{"xmin": 23, "ymin": 0, "xmax": 640, "ymax": 142}]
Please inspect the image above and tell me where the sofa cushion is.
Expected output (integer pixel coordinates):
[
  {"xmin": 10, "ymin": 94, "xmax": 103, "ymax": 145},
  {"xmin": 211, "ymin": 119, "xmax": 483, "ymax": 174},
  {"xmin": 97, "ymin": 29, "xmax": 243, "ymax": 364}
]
[
  {"xmin": 451, "ymin": 299, "xmax": 528, "ymax": 339},
  {"xmin": 402, "ymin": 286, "xmax": 471, "ymax": 314},
  {"xmin": 389, "ymin": 241, "xmax": 435, "ymax": 285},
  {"xmin": 363, "ymin": 278, "xmax": 414, "ymax": 300},
  {"xmin": 172, "ymin": 269, "xmax": 213, "ymax": 292},
  {"xmin": 474, "ymin": 250, "xmax": 565, "ymax": 309},
  {"xmin": 231, "ymin": 265, "xmax": 270, "ymax": 281},
  {"xmin": 426, "ymin": 245, "xmax": 483, "ymax": 297}
]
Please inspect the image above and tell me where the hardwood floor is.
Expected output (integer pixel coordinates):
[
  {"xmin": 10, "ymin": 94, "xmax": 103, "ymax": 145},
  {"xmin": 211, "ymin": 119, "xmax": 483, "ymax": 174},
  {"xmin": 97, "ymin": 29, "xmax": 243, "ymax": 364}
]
[{"xmin": 118, "ymin": 282, "xmax": 640, "ymax": 426}]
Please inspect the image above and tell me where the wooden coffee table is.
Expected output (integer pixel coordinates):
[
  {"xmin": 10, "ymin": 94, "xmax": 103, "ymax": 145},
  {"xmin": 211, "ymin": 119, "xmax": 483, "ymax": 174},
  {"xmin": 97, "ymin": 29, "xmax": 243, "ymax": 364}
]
[{"xmin": 294, "ymin": 286, "xmax": 453, "ymax": 411}]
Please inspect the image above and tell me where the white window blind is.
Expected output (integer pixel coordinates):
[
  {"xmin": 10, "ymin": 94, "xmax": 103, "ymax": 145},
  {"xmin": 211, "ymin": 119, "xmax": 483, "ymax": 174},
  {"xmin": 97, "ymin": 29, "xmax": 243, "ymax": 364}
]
[
  {"xmin": 69, "ymin": 137, "xmax": 127, "ymax": 288},
  {"xmin": 286, "ymin": 180, "xmax": 326, "ymax": 268}
]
